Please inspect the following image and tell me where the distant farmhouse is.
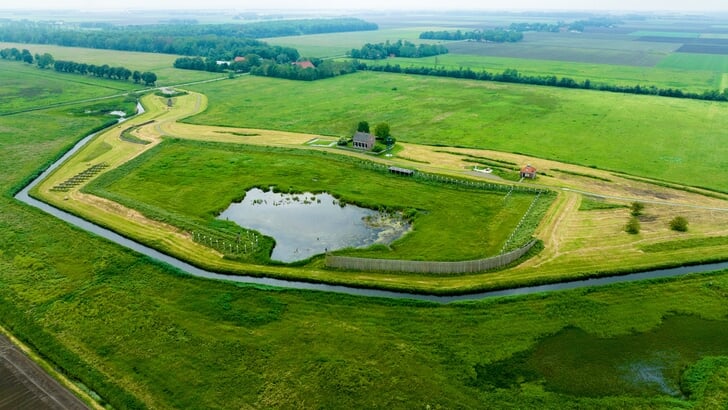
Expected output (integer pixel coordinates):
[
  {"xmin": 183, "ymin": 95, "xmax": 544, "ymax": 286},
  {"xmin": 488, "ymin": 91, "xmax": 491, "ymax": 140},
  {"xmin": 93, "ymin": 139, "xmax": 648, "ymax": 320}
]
[
  {"xmin": 353, "ymin": 132, "xmax": 375, "ymax": 150},
  {"xmin": 520, "ymin": 164, "xmax": 537, "ymax": 179},
  {"xmin": 293, "ymin": 60, "xmax": 315, "ymax": 69}
]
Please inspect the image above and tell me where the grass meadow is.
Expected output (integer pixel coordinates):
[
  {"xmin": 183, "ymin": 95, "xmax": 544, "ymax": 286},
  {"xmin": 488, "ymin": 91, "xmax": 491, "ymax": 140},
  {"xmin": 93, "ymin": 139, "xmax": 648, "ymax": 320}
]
[
  {"xmin": 1, "ymin": 41, "xmax": 728, "ymax": 408},
  {"xmin": 443, "ymin": 31, "xmax": 678, "ymax": 66},
  {"xmin": 186, "ymin": 71, "xmax": 728, "ymax": 192},
  {"xmin": 264, "ymin": 27, "xmax": 441, "ymax": 57},
  {"xmin": 0, "ymin": 61, "xmax": 140, "ymax": 113},
  {"xmin": 370, "ymin": 53, "xmax": 723, "ymax": 91},
  {"xmin": 657, "ymin": 52, "xmax": 728, "ymax": 72}
]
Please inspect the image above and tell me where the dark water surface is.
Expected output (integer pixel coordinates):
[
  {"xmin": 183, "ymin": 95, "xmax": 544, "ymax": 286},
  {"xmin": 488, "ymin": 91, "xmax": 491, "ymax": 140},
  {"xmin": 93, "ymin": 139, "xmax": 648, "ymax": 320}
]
[{"xmin": 218, "ymin": 188, "xmax": 408, "ymax": 262}]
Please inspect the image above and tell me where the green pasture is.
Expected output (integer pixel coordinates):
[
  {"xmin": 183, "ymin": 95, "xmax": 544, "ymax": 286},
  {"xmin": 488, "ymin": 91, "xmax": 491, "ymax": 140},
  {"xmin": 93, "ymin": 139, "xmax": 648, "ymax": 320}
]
[
  {"xmin": 186, "ymin": 72, "xmax": 728, "ymax": 192},
  {"xmin": 628, "ymin": 30, "xmax": 701, "ymax": 38},
  {"xmin": 370, "ymin": 53, "xmax": 722, "ymax": 91},
  {"xmin": 443, "ymin": 31, "xmax": 678, "ymax": 66},
  {"xmin": 87, "ymin": 139, "xmax": 535, "ymax": 262},
  {"xmin": 0, "ymin": 42, "xmax": 222, "ymax": 86},
  {"xmin": 265, "ymin": 27, "xmax": 444, "ymax": 58},
  {"xmin": 0, "ymin": 61, "xmax": 139, "ymax": 113},
  {"xmin": 1, "ymin": 48, "xmax": 728, "ymax": 409},
  {"xmin": 658, "ymin": 52, "xmax": 728, "ymax": 72}
]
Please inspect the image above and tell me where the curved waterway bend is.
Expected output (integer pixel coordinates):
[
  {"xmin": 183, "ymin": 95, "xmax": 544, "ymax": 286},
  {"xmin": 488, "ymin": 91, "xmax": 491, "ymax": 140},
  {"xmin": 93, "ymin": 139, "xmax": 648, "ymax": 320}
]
[{"xmin": 14, "ymin": 117, "xmax": 728, "ymax": 303}]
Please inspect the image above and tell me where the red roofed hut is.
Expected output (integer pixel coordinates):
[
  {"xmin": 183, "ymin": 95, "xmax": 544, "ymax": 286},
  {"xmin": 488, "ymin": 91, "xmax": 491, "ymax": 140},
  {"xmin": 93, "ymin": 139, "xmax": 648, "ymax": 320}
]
[{"xmin": 520, "ymin": 164, "xmax": 537, "ymax": 179}]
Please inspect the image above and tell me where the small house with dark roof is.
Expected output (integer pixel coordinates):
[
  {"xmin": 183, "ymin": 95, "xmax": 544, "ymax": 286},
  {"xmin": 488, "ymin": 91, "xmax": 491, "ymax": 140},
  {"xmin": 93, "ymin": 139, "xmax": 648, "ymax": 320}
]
[
  {"xmin": 352, "ymin": 132, "xmax": 375, "ymax": 150},
  {"xmin": 520, "ymin": 164, "xmax": 537, "ymax": 179}
]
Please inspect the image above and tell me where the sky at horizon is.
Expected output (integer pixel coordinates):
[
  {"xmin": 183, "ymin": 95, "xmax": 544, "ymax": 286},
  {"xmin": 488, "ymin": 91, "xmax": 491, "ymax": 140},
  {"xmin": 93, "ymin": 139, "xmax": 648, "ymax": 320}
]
[{"xmin": 4, "ymin": 1, "xmax": 728, "ymax": 12}]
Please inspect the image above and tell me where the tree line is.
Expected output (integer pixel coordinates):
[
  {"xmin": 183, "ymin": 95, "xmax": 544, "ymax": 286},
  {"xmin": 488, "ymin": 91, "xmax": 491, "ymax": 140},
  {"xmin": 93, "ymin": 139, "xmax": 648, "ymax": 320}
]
[
  {"xmin": 0, "ymin": 21, "xmax": 299, "ymax": 61},
  {"xmin": 419, "ymin": 29, "xmax": 523, "ymax": 43},
  {"xmin": 356, "ymin": 62, "xmax": 728, "ymax": 102},
  {"xmin": 54, "ymin": 60, "xmax": 157, "ymax": 85},
  {"xmin": 1, "ymin": 47, "xmax": 156, "ymax": 85},
  {"xmin": 348, "ymin": 40, "xmax": 448, "ymax": 59},
  {"xmin": 508, "ymin": 17, "xmax": 621, "ymax": 33},
  {"xmin": 250, "ymin": 60, "xmax": 358, "ymax": 81},
  {"xmin": 419, "ymin": 17, "xmax": 621, "ymax": 43}
]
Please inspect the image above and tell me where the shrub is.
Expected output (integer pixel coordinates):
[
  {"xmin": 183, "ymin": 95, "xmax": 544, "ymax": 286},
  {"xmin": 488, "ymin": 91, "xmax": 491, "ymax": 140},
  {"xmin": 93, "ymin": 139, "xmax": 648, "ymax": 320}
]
[
  {"xmin": 630, "ymin": 202, "xmax": 644, "ymax": 217},
  {"xmin": 670, "ymin": 216, "xmax": 689, "ymax": 232},
  {"xmin": 372, "ymin": 142, "xmax": 387, "ymax": 153},
  {"xmin": 625, "ymin": 217, "xmax": 641, "ymax": 234}
]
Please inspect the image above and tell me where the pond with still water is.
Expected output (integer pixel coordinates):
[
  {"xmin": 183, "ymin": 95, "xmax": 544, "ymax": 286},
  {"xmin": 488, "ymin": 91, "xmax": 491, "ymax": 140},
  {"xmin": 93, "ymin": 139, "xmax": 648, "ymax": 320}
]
[{"xmin": 217, "ymin": 188, "xmax": 409, "ymax": 262}]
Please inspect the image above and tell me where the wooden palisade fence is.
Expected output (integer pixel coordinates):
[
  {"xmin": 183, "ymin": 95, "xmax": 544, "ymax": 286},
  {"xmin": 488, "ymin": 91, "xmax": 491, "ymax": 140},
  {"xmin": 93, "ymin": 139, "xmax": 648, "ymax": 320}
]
[{"xmin": 325, "ymin": 239, "xmax": 537, "ymax": 274}]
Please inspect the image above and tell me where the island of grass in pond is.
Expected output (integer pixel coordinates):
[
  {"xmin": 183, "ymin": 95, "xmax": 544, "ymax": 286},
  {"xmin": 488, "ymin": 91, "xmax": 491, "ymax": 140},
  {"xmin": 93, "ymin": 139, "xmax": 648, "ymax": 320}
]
[{"xmin": 218, "ymin": 187, "xmax": 410, "ymax": 262}]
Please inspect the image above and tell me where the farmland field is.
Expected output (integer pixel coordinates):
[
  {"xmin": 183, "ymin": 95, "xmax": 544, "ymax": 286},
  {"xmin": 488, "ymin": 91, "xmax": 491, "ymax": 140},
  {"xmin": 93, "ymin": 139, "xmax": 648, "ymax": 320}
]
[
  {"xmin": 368, "ymin": 54, "xmax": 722, "ymax": 91},
  {"xmin": 3, "ymin": 9, "xmax": 728, "ymax": 410},
  {"xmin": 0, "ymin": 60, "xmax": 140, "ymax": 113},
  {"xmin": 264, "ymin": 27, "xmax": 440, "ymax": 58},
  {"xmin": 185, "ymin": 72, "xmax": 728, "ymax": 192},
  {"xmin": 33, "ymin": 90, "xmax": 728, "ymax": 295},
  {"xmin": 658, "ymin": 52, "xmax": 728, "ymax": 71},
  {"xmin": 2, "ymin": 106, "xmax": 728, "ymax": 407}
]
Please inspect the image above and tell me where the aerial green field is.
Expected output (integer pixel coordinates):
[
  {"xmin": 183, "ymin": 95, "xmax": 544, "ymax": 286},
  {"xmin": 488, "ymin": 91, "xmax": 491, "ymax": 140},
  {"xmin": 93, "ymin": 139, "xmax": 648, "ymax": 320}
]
[
  {"xmin": 628, "ymin": 30, "xmax": 702, "ymax": 38},
  {"xmin": 0, "ymin": 60, "xmax": 140, "ymax": 113},
  {"xmin": 2, "ymin": 108, "xmax": 728, "ymax": 407},
  {"xmin": 444, "ymin": 31, "xmax": 678, "ymax": 66},
  {"xmin": 186, "ymin": 72, "xmax": 728, "ymax": 192},
  {"xmin": 3, "ymin": 12, "xmax": 728, "ymax": 409},
  {"xmin": 658, "ymin": 52, "xmax": 728, "ymax": 72},
  {"xmin": 368, "ymin": 53, "xmax": 722, "ymax": 91},
  {"xmin": 264, "ymin": 27, "xmax": 442, "ymax": 57}
]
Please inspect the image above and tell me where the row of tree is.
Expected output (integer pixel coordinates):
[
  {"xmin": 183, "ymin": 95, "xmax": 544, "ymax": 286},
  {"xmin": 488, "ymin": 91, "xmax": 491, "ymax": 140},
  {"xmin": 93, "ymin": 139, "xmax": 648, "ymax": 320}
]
[
  {"xmin": 356, "ymin": 62, "xmax": 728, "ymax": 102},
  {"xmin": 419, "ymin": 29, "xmax": 523, "ymax": 43},
  {"xmin": 418, "ymin": 17, "xmax": 620, "ymax": 43},
  {"xmin": 0, "ymin": 21, "xmax": 300, "ymax": 61},
  {"xmin": 174, "ymin": 57, "xmax": 229, "ymax": 73},
  {"xmin": 54, "ymin": 60, "xmax": 157, "ymax": 85},
  {"xmin": 98, "ymin": 18, "xmax": 377, "ymax": 39},
  {"xmin": 250, "ymin": 60, "xmax": 358, "ymax": 81},
  {"xmin": 1, "ymin": 47, "xmax": 156, "ymax": 86},
  {"xmin": 174, "ymin": 54, "xmax": 269, "ymax": 74},
  {"xmin": 348, "ymin": 40, "xmax": 448, "ymax": 59},
  {"xmin": 0, "ymin": 47, "xmax": 54, "ymax": 68},
  {"xmin": 508, "ymin": 17, "xmax": 621, "ymax": 33}
]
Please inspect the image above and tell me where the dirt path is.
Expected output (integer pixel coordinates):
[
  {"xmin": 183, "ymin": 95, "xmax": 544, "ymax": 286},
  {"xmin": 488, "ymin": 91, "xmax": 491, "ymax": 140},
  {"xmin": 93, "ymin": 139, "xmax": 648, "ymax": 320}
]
[
  {"xmin": 0, "ymin": 333, "xmax": 88, "ymax": 410},
  {"xmin": 561, "ymin": 187, "xmax": 728, "ymax": 212}
]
